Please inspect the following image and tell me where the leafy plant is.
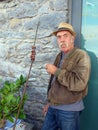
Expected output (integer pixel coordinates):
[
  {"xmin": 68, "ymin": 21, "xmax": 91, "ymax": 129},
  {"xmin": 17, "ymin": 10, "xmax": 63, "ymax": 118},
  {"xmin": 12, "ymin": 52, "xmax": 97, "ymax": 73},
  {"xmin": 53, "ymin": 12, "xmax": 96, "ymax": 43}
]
[{"xmin": 0, "ymin": 75, "xmax": 27, "ymax": 123}]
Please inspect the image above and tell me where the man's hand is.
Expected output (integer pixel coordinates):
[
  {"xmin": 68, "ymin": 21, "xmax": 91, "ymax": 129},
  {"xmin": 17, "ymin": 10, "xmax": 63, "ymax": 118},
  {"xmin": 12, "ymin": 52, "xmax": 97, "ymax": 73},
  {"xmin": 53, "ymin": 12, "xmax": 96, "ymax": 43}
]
[
  {"xmin": 46, "ymin": 64, "xmax": 58, "ymax": 74},
  {"xmin": 43, "ymin": 103, "xmax": 50, "ymax": 116},
  {"xmin": 30, "ymin": 46, "xmax": 36, "ymax": 61}
]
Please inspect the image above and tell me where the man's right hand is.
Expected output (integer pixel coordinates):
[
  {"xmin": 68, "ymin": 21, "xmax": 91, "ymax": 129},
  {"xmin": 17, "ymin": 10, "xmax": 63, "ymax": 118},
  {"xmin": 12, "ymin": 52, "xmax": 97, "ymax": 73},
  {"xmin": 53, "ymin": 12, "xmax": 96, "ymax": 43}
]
[{"xmin": 46, "ymin": 64, "xmax": 58, "ymax": 75}]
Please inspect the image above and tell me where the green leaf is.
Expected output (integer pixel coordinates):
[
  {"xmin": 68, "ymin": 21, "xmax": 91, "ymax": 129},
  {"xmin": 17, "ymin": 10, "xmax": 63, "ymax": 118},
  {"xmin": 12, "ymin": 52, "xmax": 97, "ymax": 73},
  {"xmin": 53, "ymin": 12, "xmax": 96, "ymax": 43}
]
[
  {"xmin": 1, "ymin": 98, "xmax": 6, "ymax": 104},
  {"xmin": 20, "ymin": 75, "xmax": 26, "ymax": 84},
  {"xmin": 19, "ymin": 112, "xmax": 26, "ymax": 119},
  {"xmin": 3, "ymin": 106, "xmax": 10, "ymax": 115},
  {"xmin": 7, "ymin": 116, "xmax": 14, "ymax": 123},
  {"xmin": 0, "ymin": 75, "xmax": 27, "ymax": 121}
]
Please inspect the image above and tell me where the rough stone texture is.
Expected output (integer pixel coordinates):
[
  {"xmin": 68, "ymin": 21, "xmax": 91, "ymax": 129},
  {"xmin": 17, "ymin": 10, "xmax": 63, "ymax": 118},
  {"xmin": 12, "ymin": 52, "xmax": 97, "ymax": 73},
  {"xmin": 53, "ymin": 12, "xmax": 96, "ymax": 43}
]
[{"xmin": 0, "ymin": 0, "xmax": 69, "ymax": 129}]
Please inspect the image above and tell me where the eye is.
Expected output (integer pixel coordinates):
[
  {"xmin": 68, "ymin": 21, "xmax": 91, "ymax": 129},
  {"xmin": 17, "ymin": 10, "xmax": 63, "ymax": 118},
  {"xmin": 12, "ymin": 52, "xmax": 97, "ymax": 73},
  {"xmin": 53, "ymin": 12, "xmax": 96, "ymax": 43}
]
[
  {"xmin": 57, "ymin": 35, "xmax": 61, "ymax": 40},
  {"xmin": 63, "ymin": 34, "xmax": 68, "ymax": 38}
]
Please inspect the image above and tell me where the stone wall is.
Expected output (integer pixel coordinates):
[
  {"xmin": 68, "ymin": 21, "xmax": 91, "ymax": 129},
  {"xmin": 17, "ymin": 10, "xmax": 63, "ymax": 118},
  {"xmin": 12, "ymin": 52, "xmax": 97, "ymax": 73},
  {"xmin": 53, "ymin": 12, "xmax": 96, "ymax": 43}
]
[{"xmin": 0, "ymin": 0, "xmax": 70, "ymax": 129}]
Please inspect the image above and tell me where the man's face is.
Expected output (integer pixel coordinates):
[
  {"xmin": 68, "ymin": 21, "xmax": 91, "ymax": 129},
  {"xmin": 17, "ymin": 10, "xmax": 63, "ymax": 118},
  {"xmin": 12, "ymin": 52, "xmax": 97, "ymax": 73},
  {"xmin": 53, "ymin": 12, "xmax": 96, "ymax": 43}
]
[{"xmin": 56, "ymin": 30, "xmax": 75, "ymax": 53}]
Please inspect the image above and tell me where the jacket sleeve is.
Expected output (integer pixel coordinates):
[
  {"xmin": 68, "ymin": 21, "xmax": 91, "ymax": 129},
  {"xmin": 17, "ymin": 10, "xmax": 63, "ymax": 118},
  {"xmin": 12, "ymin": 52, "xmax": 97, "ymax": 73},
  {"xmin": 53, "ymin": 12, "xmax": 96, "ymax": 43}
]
[{"xmin": 54, "ymin": 50, "xmax": 91, "ymax": 92}]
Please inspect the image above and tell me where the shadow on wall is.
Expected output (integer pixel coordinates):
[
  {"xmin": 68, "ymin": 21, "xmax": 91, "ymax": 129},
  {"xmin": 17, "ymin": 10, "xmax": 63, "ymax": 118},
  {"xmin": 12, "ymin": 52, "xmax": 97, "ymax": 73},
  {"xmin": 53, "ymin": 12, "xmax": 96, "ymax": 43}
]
[{"xmin": 80, "ymin": 34, "xmax": 98, "ymax": 130}]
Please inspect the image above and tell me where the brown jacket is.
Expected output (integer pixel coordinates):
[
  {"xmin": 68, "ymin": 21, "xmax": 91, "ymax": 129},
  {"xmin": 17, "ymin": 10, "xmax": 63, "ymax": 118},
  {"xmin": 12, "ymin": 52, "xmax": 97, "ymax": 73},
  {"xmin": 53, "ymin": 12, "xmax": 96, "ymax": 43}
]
[{"xmin": 47, "ymin": 48, "xmax": 91, "ymax": 105}]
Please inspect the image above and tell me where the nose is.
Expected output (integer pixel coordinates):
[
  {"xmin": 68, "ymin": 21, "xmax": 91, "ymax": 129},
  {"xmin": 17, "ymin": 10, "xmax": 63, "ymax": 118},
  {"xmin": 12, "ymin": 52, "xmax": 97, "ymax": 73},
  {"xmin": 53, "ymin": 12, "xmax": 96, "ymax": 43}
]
[{"xmin": 60, "ymin": 36, "xmax": 65, "ymax": 42}]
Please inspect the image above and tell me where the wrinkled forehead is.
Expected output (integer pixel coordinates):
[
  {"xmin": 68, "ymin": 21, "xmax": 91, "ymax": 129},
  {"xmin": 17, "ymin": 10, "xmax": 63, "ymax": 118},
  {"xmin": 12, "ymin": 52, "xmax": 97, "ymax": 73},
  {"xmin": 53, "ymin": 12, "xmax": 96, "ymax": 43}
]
[{"xmin": 56, "ymin": 30, "xmax": 72, "ymax": 36}]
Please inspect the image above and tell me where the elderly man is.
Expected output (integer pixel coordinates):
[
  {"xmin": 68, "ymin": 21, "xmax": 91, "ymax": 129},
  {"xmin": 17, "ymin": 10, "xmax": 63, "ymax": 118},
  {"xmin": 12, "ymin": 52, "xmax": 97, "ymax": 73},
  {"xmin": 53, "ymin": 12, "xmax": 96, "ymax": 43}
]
[{"xmin": 31, "ymin": 22, "xmax": 91, "ymax": 130}]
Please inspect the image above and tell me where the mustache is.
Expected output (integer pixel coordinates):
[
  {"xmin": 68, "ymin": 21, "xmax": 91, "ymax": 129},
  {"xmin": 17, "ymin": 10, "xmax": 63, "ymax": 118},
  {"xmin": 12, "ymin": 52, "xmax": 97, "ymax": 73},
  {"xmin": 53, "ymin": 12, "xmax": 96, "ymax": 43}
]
[{"xmin": 59, "ymin": 42, "xmax": 68, "ymax": 48}]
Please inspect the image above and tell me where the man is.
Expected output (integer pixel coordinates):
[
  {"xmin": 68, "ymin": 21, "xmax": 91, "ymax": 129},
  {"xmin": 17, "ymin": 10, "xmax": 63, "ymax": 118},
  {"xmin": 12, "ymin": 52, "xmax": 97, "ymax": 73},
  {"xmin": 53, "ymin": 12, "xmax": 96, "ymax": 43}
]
[{"xmin": 31, "ymin": 22, "xmax": 91, "ymax": 130}]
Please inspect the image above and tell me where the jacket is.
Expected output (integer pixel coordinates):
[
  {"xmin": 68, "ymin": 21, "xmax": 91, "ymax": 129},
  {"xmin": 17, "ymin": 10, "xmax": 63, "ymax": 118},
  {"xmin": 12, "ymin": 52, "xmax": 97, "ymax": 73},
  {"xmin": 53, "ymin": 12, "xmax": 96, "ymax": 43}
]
[{"xmin": 47, "ymin": 47, "xmax": 91, "ymax": 105}]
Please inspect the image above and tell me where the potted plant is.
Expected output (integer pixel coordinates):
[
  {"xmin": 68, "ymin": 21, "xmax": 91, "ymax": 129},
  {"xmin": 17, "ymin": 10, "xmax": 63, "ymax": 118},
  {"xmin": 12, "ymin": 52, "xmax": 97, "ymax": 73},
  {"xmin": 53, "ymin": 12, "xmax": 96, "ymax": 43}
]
[{"xmin": 0, "ymin": 75, "xmax": 27, "ymax": 129}]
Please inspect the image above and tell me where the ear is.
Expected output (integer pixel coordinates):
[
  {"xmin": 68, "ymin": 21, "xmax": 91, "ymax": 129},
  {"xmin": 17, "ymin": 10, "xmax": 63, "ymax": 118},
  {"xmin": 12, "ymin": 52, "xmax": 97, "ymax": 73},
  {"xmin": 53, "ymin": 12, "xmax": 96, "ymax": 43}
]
[{"xmin": 71, "ymin": 36, "xmax": 75, "ymax": 43}]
